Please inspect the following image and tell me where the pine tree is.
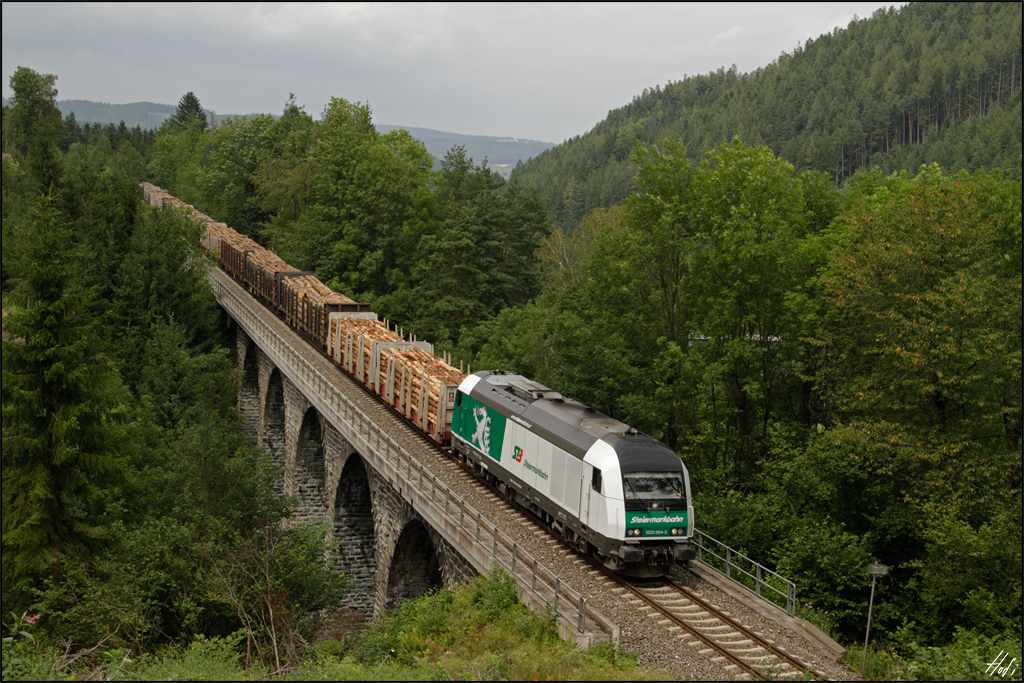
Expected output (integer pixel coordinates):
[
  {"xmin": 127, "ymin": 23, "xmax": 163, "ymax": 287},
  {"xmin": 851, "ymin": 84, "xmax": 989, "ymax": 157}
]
[
  {"xmin": 172, "ymin": 91, "xmax": 207, "ymax": 130},
  {"xmin": 1, "ymin": 196, "xmax": 128, "ymax": 589}
]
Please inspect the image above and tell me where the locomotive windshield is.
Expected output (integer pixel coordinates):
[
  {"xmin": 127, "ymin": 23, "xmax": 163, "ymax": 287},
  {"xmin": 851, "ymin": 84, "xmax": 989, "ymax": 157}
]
[{"xmin": 622, "ymin": 471, "xmax": 686, "ymax": 507}]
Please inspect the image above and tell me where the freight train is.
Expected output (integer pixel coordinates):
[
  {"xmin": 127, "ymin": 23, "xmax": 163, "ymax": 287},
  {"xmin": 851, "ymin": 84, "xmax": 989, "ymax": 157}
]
[{"xmin": 140, "ymin": 182, "xmax": 696, "ymax": 576}]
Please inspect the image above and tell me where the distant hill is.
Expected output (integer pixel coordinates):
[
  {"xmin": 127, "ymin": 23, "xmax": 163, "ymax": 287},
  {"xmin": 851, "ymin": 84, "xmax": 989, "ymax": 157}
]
[
  {"xmin": 53, "ymin": 99, "xmax": 175, "ymax": 129},
  {"xmin": 512, "ymin": 1, "xmax": 1023, "ymax": 233},
  {"xmin": 2, "ymin": 96, "xmax": 552, "ymax": 180},
  {"xmin": 41, "ymin": 99, "xmax": 249, "ymax": 130},
  {"xmin": 376, "ymin": 125, "xmax": 553, "ymax": 178}
]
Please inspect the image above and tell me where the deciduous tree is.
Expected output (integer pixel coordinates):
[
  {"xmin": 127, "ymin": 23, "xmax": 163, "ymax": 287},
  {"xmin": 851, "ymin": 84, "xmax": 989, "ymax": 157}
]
[{"xmin": 6, "ymin": 66, "xmax": 64, "ymax": 191}]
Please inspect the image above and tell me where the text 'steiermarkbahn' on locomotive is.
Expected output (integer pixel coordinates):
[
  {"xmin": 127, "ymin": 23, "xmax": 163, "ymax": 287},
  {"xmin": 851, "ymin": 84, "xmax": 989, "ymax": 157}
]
[{"xmin": 142, "ymin": 182, "xmax": 696, "ymax": 578}]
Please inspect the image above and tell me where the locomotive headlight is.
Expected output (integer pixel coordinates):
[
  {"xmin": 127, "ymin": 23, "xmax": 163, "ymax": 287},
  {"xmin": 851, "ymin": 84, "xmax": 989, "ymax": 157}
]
[
  {"xmin": 671, "ymin": 527, "xmax": 684, "ymax": 536},
  {"xmin": 627, "ymin": 528, "xmax": 642, "ymax": 537}
]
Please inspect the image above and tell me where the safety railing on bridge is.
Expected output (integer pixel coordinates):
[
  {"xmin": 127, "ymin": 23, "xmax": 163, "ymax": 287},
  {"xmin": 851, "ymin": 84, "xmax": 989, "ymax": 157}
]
[
  {"xmin": 210, "ymin": 272, "xmax": 595, "ymax": 637},
  {"xmin": 693, "ymin": 528, "xmax": 797, "ymax": 616}
]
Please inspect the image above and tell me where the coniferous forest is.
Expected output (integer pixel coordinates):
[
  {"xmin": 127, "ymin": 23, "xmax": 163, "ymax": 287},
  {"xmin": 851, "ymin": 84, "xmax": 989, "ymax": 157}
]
[
  {"xmin": 514, "ymin": 2, "xmax": 1021, "ymax": 234},
  {"xmin": 2, "ymin": 2, "xmax": 1021, "ymax": 680}
]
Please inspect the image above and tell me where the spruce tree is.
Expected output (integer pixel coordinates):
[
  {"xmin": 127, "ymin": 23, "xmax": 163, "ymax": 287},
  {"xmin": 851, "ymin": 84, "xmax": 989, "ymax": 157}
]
[
  {"xmin": 172, "ymin": 91, "xmax": 207, "ymax": 130},
  {"xmin": 1, "ymin": 196, "xmax": 128, "ymax": 590}
]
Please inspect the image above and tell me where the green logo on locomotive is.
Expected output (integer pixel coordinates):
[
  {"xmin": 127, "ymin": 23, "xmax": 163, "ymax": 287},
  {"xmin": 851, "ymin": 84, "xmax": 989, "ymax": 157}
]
[
  {"xmin": 452, "ymin": 393, "xmax": 507, "ymax": 464},
  {"xmin": 625, "ymin": 510, "xmax": 690, "ymax": 537}
]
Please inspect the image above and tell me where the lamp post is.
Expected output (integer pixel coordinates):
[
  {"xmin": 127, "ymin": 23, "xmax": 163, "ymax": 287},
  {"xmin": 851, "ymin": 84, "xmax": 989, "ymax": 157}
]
[{"xmin": 863, "ymin": 563, "xmax": 888, "ymax": 674}]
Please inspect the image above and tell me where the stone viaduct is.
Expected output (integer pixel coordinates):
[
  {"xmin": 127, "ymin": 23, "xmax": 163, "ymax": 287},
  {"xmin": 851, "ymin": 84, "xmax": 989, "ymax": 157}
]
[
  {"xmin": 235, "ymin": 322, "xmax": 469, "ymax": 617},
  {"xmin": 210, "ymin": 266, "xmax": 611, "ymax": 643}
]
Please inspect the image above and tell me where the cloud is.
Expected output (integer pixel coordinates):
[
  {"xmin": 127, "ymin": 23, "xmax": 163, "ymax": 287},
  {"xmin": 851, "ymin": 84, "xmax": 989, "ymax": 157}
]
[{"xmin": 3, "ymin": 2, "xmax": 899, "ymax": 142}]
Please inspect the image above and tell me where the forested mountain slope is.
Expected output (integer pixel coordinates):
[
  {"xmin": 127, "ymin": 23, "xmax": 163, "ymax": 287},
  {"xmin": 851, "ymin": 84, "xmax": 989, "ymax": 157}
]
[{"xmin": 514, "ymin": 1, "xmax": 1022, "ymax": 233}]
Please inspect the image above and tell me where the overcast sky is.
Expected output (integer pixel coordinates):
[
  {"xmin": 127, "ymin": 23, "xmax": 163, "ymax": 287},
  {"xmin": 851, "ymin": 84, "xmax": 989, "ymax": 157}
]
[{"xmin": 3, "ymin": 2, "xmax": 898, "ymax": 143}]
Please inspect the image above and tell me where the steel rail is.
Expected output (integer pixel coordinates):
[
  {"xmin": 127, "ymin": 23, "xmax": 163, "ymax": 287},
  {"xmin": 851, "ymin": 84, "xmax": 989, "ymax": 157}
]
[{"xmin": 623, "ymin": 576, "xmax": 821, "ymax": 680}]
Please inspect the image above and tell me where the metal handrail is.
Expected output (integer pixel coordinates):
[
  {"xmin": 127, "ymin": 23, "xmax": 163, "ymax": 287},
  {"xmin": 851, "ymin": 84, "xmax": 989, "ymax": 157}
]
[
  {"xmin": 210, "ymin": 273, "xmax": 590, "ymax": 633},
  {"xmin": 694, "ymin": 528, "xmax": 797, "ymax": 615}
]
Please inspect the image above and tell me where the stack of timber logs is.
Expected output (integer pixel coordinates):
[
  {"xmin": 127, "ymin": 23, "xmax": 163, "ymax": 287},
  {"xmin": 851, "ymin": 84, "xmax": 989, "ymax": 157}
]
[
  {"xmin": 328, "ymin": 317, "xmax": 464, "ymax": 442},
  {"xmin": 140, "ymin": 181, "xmax": 464, "ymax": 445}
]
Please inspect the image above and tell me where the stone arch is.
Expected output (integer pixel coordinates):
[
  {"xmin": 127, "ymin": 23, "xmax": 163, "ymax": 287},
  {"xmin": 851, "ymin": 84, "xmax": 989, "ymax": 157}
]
[
  {"xmin": 238, "ymin": 337, "xmax": 260, "ymax": 440},
  {"xmin": 332, "ymin": 454, "xmax": 376, "ymax": 615},
  {"xmin": 264, "ymin": 366, "xmax": 286, "ymax": 495},
  {"xmin": 385, "ymin": 519, "xmax": 443, "ymax": 609},
  {"xmin": 294, "ymin": 406, "xmax": 327, "ymax": 521}
]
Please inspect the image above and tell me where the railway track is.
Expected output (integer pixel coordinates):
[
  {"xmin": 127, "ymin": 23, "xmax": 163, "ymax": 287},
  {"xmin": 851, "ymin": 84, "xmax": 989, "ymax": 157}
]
[{"xmin": 619, "ymin": 577, "xmax": 823, "ymax": 680}]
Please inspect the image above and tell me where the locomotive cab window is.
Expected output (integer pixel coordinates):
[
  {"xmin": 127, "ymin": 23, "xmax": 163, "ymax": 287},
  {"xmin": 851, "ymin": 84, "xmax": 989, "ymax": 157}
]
[
  {"xmin": 455, "ymin": 391, "xmax": 462, "ymax": 408},
  {"xmin": 622, "ymin": 472, "xmax": 685, "ymax": 506},
  {"xmin": 591, "ymin": 468, "xmax": 602, "ymax": 493}
]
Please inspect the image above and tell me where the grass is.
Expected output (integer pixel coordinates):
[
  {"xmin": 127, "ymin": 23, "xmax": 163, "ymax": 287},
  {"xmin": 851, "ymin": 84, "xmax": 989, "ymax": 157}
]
[{"xmin": 840, "ymin": 643, "xmax": 901, "ymax": 681}]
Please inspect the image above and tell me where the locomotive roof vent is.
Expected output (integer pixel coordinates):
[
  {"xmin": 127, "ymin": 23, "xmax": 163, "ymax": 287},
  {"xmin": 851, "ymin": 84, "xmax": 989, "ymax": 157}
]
[
  {"xmin": 506, "ymin": 378, "xmax": 562, "ymax": 403},
  {"xmin": 581, "ymin": 418, "xmax": 625, "ymax": 431}
]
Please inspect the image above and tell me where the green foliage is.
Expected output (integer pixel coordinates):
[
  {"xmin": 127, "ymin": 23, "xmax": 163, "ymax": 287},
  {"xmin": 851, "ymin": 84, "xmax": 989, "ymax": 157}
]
[
  {"xmin": 823, "ymin": 166, "xmax": 1021, "ymax": 442},
  {"xmin": 774, "ymin": 518, "xmax": 875, "ymax": 635},
  {"xmin": 202, "ymin": 521, "xmax": 349, "ymax": 670},
  {"xmin": 514, "ymin": 150, "xmax": 1020, "ymax": 649},
  {"xmin": 251, "ymin": 97, "xmax": 436, "ymax": 309},
  {"xmin": 352, "ymin": 566, "xmax": 542, "ymax": 666},
  {"xmin": 143, "ymin": 93, "xmax": 550, "ymax": 352},
  {"xmin": 148, "ymin": 117, "xmax": 208, "ymax": 204},
  {"xmin": 56, "ymin": 143, "xmax": 141, "ymax": 308},
  {"xmin": 523, "ymin": 138, "xmax": 819, "ymax": 479},
  {"xmin": 58, "ymin": 114, "xmax": 156, "ymax": 174},
  {"xmin": 195, "ymin": 113, "xmax": 278, "ymax": 236},
  {"xmin": 536, "ymin": 205, "xmax": 624, "ymax": 293},
  {"xmin": 842, "ymin": 641, "xmax": 902, "ymax": 682},
  {"xmin": 907, "ymin": 493, "xmax": 1023, "ymax": 639},
  {"xmin": 371, "ymin": 145, "xmax": 550, "ymax": 348},
  {"xmin": 898, "ymin": 627, "xmax": 1023, "ymax": 681},
  {"xmin": 694, "ymin": 490, "xmax": 792, "ymax": 562},
  {"xmin": 685, "ymin": 138, "xmax": 809, "ymax": 472},
  {"xmin": 1, "ymin": 104, "xmax": 329, "ymax": 663},
  {"xmin": 473, "ymin": 302, "xmax": 555, "ymax": 379},
  {"xmin": 1, "ymin": 612, "xmax": 59, "ymax": 681},
  {"xmin": 2, "ymin": 196, "xmax": 129, "ymax": 592},
  {"xmin": 6, "ymin": 67, "xmax": 64, "ymax": 191},
  {"xmin": 109, "ymin": 204, "xmax": 222, "ymax": 362},
  {"xmin": 132, "ymin": 631, "xmax": 256, "ymax": 682},
  {"xmin": 172, "ymin": 91, "xmax": 208, "ymax": 131},
  {"xmin": 35, "ymin": 518, "xmax": 208, "ymax": 651}
]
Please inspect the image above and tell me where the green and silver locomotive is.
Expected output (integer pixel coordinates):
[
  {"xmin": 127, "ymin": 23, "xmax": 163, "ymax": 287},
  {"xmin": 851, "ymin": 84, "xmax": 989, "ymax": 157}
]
[{"xmin": 452, "ymin": 370, "xmax": 695, "ymax": 577}]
